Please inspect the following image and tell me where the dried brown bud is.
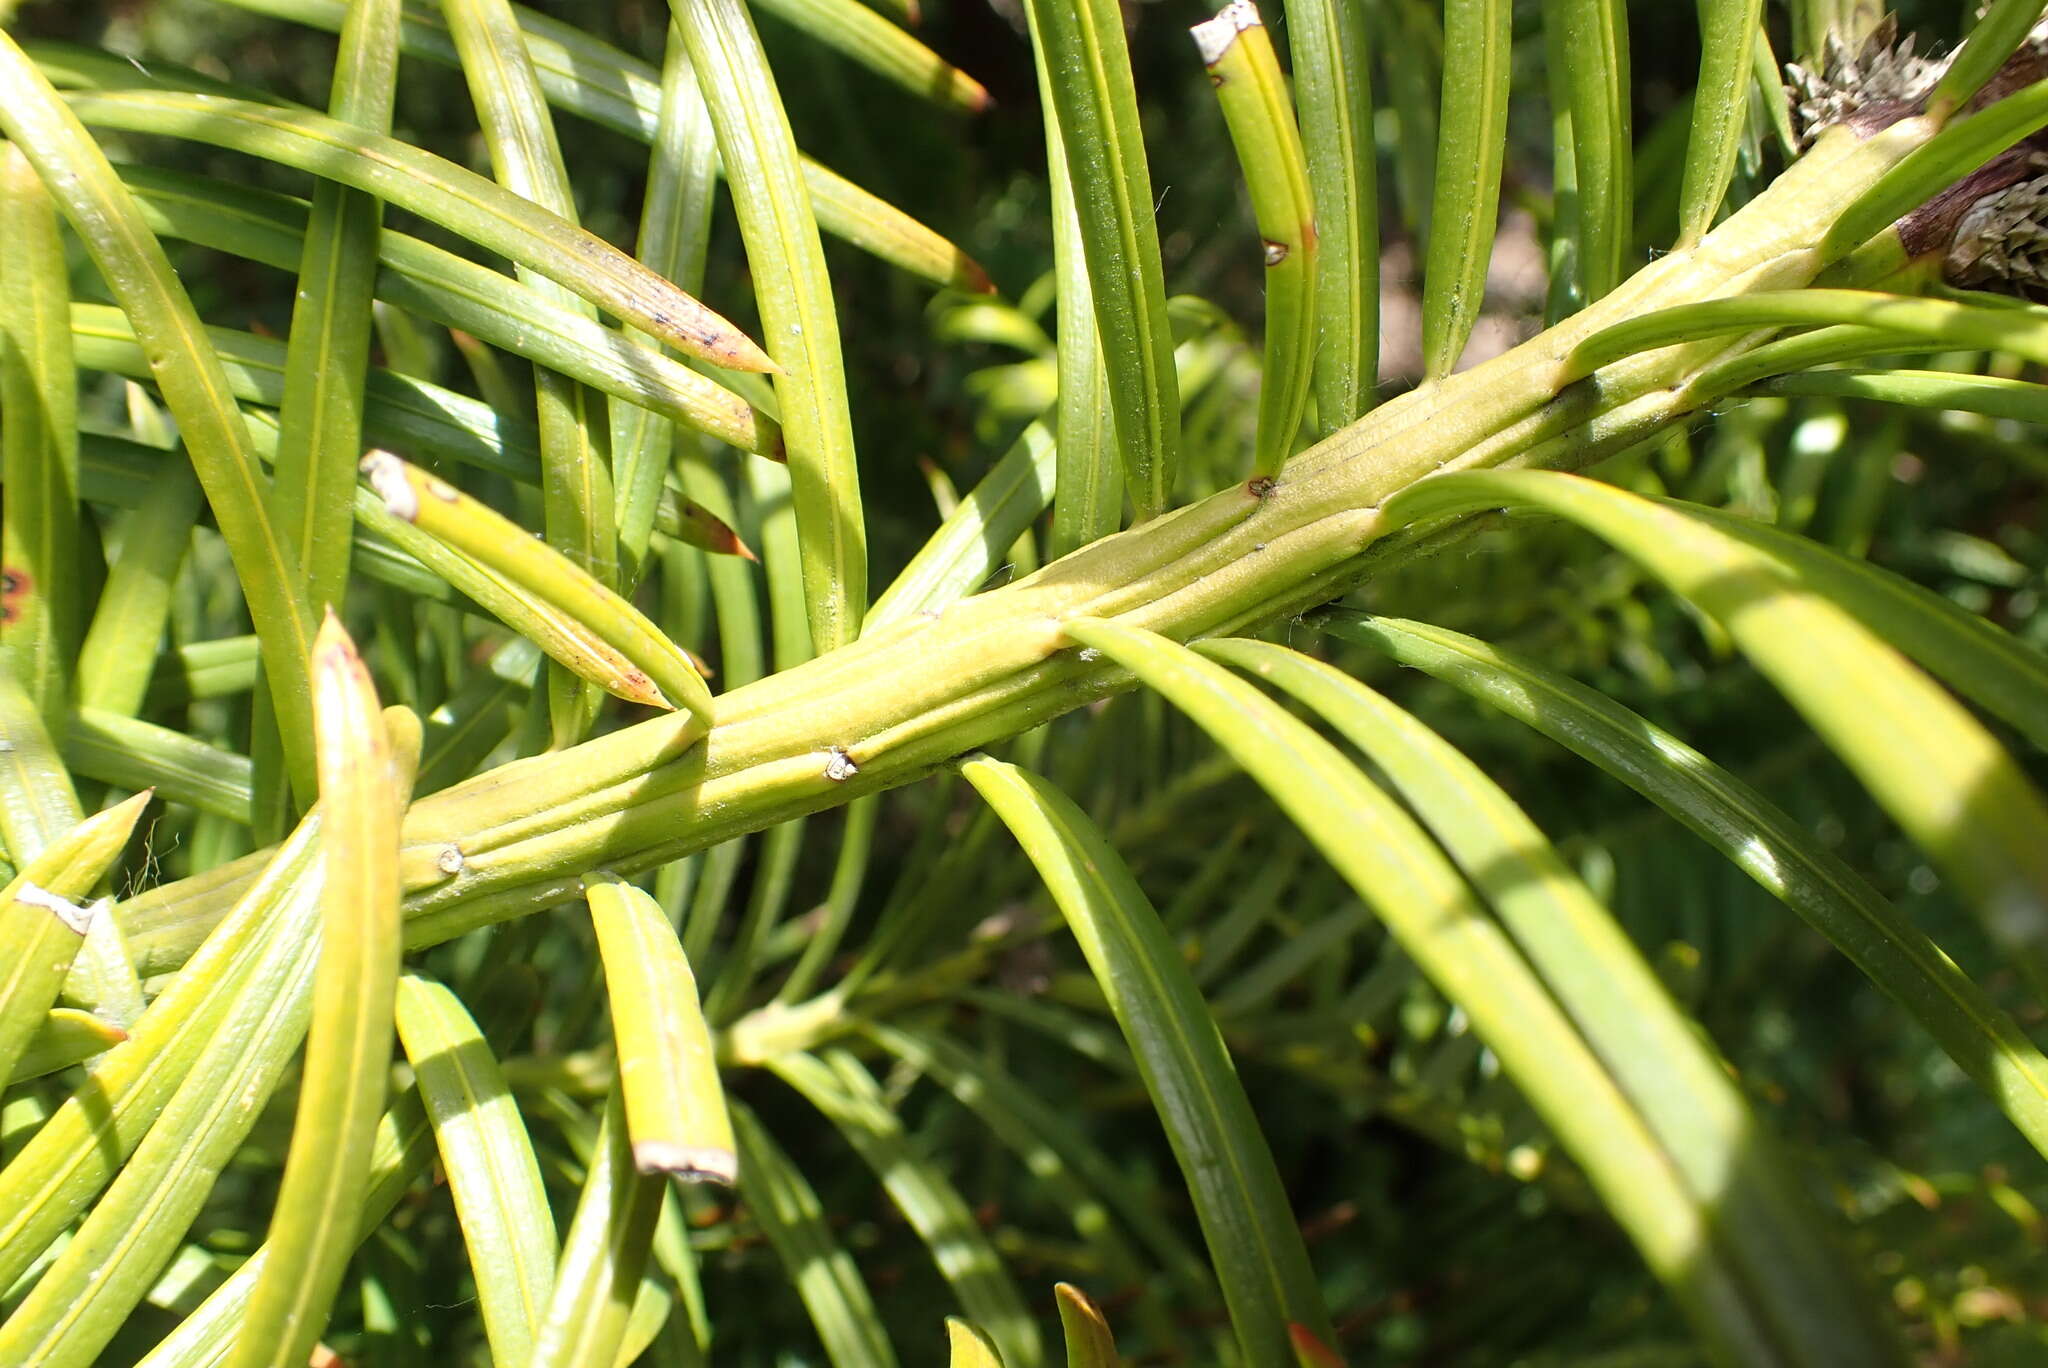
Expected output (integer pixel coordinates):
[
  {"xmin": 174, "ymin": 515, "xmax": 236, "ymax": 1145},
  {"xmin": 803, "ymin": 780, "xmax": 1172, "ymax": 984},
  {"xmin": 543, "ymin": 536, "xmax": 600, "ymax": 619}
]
[
  {"xmin": 1784, "ymin": 16, "xmax": 1948, "ymax": 146},
  {"xmin": 1787, "ymin": 9, "xmax": 2048, "ymax": 145},
  {"xmin": 1946, "ymin": 161, "xmax": 2048, "ymax": 299},
  {"xmin": 1784, "ymin": 11, "xmax": 2048, "ymax": 299}
]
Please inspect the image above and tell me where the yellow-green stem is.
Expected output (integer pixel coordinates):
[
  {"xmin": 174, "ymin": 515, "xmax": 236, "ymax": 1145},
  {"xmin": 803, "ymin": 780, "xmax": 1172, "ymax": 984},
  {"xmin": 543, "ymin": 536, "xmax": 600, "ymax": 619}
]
[{"xmin": 114, "ymin": 117, "xmax": 1935, "ymax": 977}]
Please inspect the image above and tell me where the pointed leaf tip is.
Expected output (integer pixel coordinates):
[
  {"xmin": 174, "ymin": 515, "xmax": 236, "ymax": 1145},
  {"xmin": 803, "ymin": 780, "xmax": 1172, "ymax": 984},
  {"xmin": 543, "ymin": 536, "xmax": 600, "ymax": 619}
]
[
  {"xmin": 1054, "ymin": 1283, "xmax": 1120, "ymax": 1367},
  {"xmin": 946, "ymin": 1316, "xmax": 1006, "ymax": 1367},
  {"xmin": 1290, "ymin": 1322, "xmax": 1348, "ymax": 1367},
  {"xmin": 311, "ymin": 604, "xmax": 359, "ymax": 663},
  {"xmin": 354, "ymin": 450, "xmax": 712, "ymax": 717},
  {"xmin": 961, "ymin": 257, "xmax": 997, "ymax": 294}
]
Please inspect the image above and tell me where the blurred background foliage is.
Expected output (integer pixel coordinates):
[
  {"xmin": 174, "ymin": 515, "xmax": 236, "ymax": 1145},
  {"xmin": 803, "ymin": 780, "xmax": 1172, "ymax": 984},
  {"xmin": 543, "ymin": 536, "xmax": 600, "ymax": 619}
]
[{"xmin": 4, "ymin": 0, "xmax": 2048, "ymax": 1363}]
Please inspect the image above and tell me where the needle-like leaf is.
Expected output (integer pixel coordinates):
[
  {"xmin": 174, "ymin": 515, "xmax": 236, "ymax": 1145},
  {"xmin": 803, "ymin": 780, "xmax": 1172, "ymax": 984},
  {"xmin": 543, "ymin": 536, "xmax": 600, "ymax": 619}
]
[
  {"xmin": 7, "ymin": 1008, "xmax": 127, "ymax": 1085},
  {"xmin": 1323, "ymin": 611, "xmax": 2048, "ymax": 1161},
  {"xmin": 1197, "ymin": 637, "xmax": 1898, "ymax": 1362},
  {"xmin": 226, "ymin": 618, "xmax": 405, "ymax": 1368},
  {"xmin": 1759, "ymin": 365, "xmax": 2048, "ymax": 429},
  {"xmin": 394, "ymin": 973, "xmax": 558, "ymax": 1365},
  {"xmin": 129, "ymin": 1093, "xmax": 436, "ymax": 1368},
  {"xmin": 0, "ymin": 668, "xmax": 86, "ymax": 869},
  {"xmin": 732, "ymin": 1102, "xmax": 903, "ymax": 1368},
  {"xmin": 442, "ymin": 0, "xmax": 631, "ymax": 741},
  {"xmin": 361, "ymin": 450, "xmax": 715, "ymax": 721},
  {"xmin": 271, "ymin": 0, "xmax": 399, "ymax": 618},
  {"xmin": 73, "ymin": 445, "xmax": 203, "ymax": 718},
  {"xmin": 1419, "ymin": 0, "xmax": 1510, "ymax": 380},
  {"xmin": 1055, "ymin": 1284, "xmax": 1123, "ymax": 1368},
  {"xmin": 1054, "ymin": 616, "xmax": 1896, "ymax": 1365},
  {"xmin": 672, "ymin": 0, "xmax": 866, "ymax": 653},
  {"xmin": 1026, "ymin": 12, "xmax": 1120, "ymax": 556},
  {"xmin": 863, "ymin": 1018, "xmax": 1214, "ymax": 1298},
  {"xmin": 962, "ymin": 753, "xmax": 1334, "ymax": 1365},
  {"xmin": 1571, "ymin": 288, "xmax": 2048, "ymax": 378},
  {"xmin": 0, "ymin": 142, "xmax": 81, "ymax": 731},
  {"xmin": 867, "ymin": 425, "xmax": 1057, "ymax": 628},
  {"xmin": 110, "ymin": 166, "xmax": 779, "ymax": 452},
  {"xmin": 752, "ymin": 0, "xmax": 990, "ymax": 113},
  {"xmin": 1541, "ymin": 0, "xmax": 1632, "ymax": 302},
  {"xmin": 0, "ymin": 832, "xmax": 324, "ymax": 1368},
  {"xmin": 1383, "ymin": 470, "xmax": 2048, "ymax": 1002},
  {"xmin": 1677, "ymin": 501, "xmax": 2048, "ymax": 749},
  {"xmin": 0, "ymin": 793, "xmax": 150, "ymax": 1083},
  {"xmin": 584, "ymin": 872, "xmax": 736, "ymax": 1182},
  {"xmin": 946, "ymin": 1318, "xmax": 1005, "ymax": 1367},
  {"xmin": 0, "ymin": 816, "xmax": 323, "ymax": 1298},
  {"xmin": 64, "ymin": 710, "xmax": 253, "ymax": 824},
  {"xmin": 124, "ymin": 4, "xmax": 996, "ymax": 292},
  {"xmin": 613, "ymin": 22, "xmax": 723, "ymax": 584},
  {"xmin": 1021, "ymin": 0, "xmax": 1181, "ymax": 518},
  {"xmin": 1677, "ymin": 0, "xmax": 1766, "ymax": 246},
  {"xmin": 770, "ymin": 1049, "xmax": 1040, "ymax": 1367},
  {"xmin": 528, "ymin": 1086, "xmax": 668, "ymax": 1368},
  {"xmin": 60, "ymin": 89, "xmax": 776, "ymax": 373},
  {"xmin": 1929, "ymin": 0, "xmax": 2048, "ymax": 123},
  {"xmin": 1284, "ymin": 0, "xmax": 1378, "ymax": 430},
  {"xmin": 1194, "ymin": 1, "xmax": 1320, "ymax": 468},
  {"xmin": 0, "ymin": 31, "xmax": 319, "ymax": 799}
]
